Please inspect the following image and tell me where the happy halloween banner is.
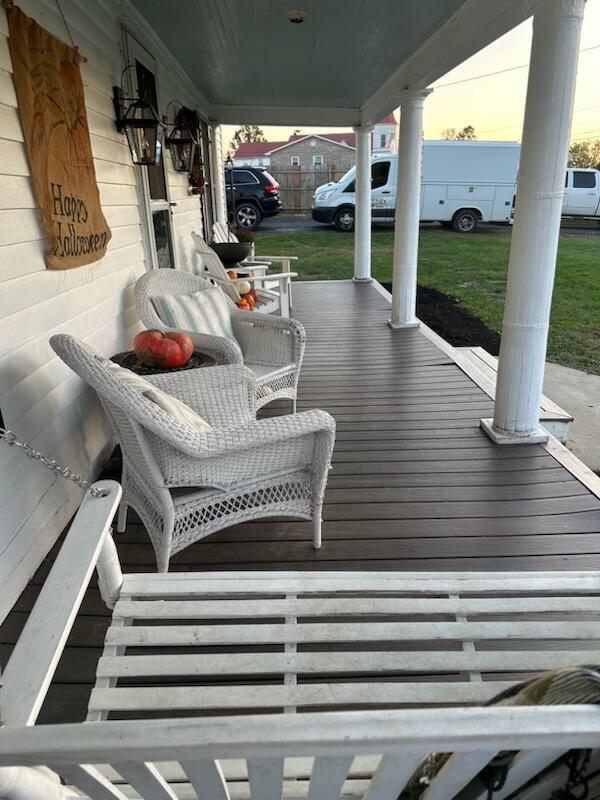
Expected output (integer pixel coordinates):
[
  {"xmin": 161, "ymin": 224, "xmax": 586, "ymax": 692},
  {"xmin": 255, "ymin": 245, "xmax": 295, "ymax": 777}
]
[{"xmin": 7, "ymin": 5, "xmax": 111, "ymax": 268}]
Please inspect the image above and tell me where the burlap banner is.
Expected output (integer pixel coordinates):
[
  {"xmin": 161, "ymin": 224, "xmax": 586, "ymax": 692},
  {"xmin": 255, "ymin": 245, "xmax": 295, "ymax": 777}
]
[{"xmin": 7, "ymin": 5, "xmax": 111, "ymax": 268}]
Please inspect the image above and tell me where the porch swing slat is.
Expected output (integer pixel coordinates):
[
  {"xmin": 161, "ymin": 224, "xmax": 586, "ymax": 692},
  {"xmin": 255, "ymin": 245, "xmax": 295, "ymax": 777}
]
[
  {"xmin": 180, "ymin": 759, "xmax": 231, "ymax": 800},
  {"xmin": 56, "ymin": 764, "xmax": 129, "ymax": 800},
  {"xmin": 102, "ymin": 620, "xmax": 600, "ymax": 647},
  {"xmin": 111, "ymin": 762, "xmax": 178, "ymax": 800},
  {"xmin": 87, "ymin": 682, "xmax": 519, "ymax": 713},
  {"xmin": 113, "ymin": 594, "xmax": 600, "ymax": 619},
  {"xmin": 94, "ymin": 648, "xmax": 600, "ymax": 680}
]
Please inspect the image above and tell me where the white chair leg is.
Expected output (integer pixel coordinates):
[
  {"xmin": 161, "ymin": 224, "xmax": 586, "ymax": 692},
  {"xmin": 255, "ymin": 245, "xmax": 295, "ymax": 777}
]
[
  {"xmin": 116, "ymin": 502, "xmax": 128, "ymax": 533},
  {"xmin": 291, "ymin": 398, "xmax": 297, "ymax": 414},
  {"xmin": 312, "ymin": 504, "xmax": 322, "ymax": 549}
]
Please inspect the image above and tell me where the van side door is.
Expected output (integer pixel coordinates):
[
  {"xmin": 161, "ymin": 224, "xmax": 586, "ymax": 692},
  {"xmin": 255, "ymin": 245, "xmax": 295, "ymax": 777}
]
[{"xmin": 563, "ymin": 170, "xmax": 599, "ymax": 216}]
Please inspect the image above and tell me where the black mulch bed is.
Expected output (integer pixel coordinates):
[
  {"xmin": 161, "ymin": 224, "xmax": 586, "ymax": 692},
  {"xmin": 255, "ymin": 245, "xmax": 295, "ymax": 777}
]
[{"xmin": 382, "ymin": 282, "xmax": 501, "ymax": 355}]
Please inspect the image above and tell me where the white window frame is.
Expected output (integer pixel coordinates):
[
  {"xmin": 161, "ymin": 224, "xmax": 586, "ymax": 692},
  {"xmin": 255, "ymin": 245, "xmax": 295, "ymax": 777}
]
[
  {"xmin": 312, "ymin": 154, "xmax": 324, "ymax": 166},
  {"xmin": 291, "ymin": 155, "xmax": 300, "ymax": 166}
]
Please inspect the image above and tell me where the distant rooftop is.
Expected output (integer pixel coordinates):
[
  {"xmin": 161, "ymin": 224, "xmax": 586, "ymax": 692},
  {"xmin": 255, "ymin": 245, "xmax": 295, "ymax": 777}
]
[{"xmin": 233, "ymin": 113, "xmax": 397, "ymax": 159}]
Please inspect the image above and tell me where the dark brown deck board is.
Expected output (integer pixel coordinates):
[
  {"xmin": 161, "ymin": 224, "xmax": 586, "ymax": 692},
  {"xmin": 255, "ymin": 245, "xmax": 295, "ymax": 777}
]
[{"xmin": 3, "ymin": 278, "xmax": 600, "ymax": 725}]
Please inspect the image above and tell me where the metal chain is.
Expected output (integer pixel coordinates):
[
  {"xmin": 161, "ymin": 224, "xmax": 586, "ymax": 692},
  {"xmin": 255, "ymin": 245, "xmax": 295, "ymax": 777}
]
[{"xmin": 0, "ymin": 427, "xmax": 105, "ymax": 497}]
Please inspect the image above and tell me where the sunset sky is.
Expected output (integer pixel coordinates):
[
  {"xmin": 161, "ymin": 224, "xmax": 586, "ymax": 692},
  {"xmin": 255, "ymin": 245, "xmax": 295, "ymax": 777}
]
[{"xmin": 223, "ymin": 0, "xmax": 600, "ymax": 151}]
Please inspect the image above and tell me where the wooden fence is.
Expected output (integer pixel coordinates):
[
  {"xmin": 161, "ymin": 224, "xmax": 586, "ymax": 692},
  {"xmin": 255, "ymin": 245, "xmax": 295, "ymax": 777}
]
[{"xmin": 273, "ymin": 166, "xmax": 347, "ymax": 212}]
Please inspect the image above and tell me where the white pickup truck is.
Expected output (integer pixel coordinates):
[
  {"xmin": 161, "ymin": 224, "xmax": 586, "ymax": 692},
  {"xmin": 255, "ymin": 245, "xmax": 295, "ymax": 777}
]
[{"xmin": 563, "ymin": 168, "xmax": 600, "ymax": 219}]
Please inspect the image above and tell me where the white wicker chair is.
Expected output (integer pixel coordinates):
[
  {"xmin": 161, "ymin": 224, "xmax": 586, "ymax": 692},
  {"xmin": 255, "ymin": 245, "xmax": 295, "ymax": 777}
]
[
  {"xmin": 193, "ymin": 231, "xmax": 295, "ymax": 316},
  {"xmin": 135, "ymin": 269, "xmax": 305, "ymax": 410},
  {"xmin": 50, "ymin": 333, "xmax": 335, "ymax": 572}
]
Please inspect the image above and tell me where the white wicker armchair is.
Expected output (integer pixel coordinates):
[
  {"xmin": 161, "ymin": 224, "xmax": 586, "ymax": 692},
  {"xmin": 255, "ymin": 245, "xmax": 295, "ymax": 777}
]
[
  {"xmin": 50, "ymin": 334, "xmax": 336, "ymax": 572},
  {"xmin": 135, "ymin": 270, "xmax": 305, "ymax": 410}
]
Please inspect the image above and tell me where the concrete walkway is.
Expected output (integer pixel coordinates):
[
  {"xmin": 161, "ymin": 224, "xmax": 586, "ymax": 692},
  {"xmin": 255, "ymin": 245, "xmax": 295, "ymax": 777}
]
[{"xmin": 544, "ymin": 362, "xmax": 600, "ymax": 472}]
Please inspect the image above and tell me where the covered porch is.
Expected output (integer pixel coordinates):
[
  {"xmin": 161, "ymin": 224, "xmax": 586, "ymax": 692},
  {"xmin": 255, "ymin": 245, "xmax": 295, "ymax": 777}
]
[
  {"xmin": 1, "ymin": 0, "xmax": 599, "ymax": 797},
  {"xmin": 4, "ymin": 279, "xmax": 600, "ymax": 729}
]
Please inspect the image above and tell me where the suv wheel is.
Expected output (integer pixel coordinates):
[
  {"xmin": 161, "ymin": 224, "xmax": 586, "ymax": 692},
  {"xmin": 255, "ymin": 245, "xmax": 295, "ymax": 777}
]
[
  {"xmin": 334, "ymin": 207, "xmax": 355, "ymax": 232},
  {"xmin": 236, "ymin": 203, "xmax": 262, "ymax": 230}
]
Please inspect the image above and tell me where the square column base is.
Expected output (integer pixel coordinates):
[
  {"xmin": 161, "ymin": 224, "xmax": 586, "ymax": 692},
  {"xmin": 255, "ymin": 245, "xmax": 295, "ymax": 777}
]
[
  {"xmin": 480, "ymin": 418, "xmax": 549, "ymax": 445},
  {"xmin": 387, "ymin": 319, "xmax": 420, "ymax": 330}
]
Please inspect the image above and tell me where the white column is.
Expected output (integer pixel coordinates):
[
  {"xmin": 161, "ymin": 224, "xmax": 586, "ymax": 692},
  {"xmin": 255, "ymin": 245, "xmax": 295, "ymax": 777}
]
[
  {"xmin": 210, "ymin": 122, "xmax": 227, "ymax": 225},
  {"xmin": 353, "ymin": 124, "xmax": 374, "ymax": 281},
  {"xmin": 481, "ymin": 0, "xmax": 585, "ymax": 445},
  {"xmin": 388, "ymin": 90, "xmax": 432, "ymax": 329}
]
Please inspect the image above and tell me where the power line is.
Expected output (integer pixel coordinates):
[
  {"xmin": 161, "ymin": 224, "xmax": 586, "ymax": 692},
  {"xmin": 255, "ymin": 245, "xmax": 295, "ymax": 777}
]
[
  {"xmin": 435, "ymin": 44, "xmax": 600, "ymax": 89},
  {"xmin": 479, "ymin": 104, "xmax": 600, "ymax": 136}
]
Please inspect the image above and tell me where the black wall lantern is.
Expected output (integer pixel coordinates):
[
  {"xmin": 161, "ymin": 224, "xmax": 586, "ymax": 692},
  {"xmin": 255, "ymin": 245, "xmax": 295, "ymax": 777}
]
[
  {"xmin": 113, "ymin": 66, "xmax": 164, "ymax": 166},
  {"xmin": 165, "ymin": 106, "xmax": 200, "ymax": 173}
]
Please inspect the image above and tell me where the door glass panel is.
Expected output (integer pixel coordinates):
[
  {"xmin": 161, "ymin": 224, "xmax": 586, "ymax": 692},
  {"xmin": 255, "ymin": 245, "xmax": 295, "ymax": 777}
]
[{"xmin": 152, "ymin": 210, "xmax": 174, "ymax": 268}]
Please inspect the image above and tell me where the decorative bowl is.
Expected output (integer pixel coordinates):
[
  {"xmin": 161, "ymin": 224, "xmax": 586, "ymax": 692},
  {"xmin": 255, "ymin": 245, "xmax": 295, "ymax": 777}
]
[{"xmin": 210, "ymin": 241, "xmax": 252, "ymax": 267}]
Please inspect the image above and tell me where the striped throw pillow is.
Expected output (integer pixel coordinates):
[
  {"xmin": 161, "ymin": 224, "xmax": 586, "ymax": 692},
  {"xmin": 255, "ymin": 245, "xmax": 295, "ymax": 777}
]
[
  {"xmin": 99, "ymin": 358, "xmax": 211, "ymax": 433},
  {"xmin": 151, "ymin": 288, "xmax": 234, "ymax": 341}
]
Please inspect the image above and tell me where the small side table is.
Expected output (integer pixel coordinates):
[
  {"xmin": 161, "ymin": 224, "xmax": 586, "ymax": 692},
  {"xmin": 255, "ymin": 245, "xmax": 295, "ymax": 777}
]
[{"xmin": 110, "ymin": 350, "xmax": 216, "ymax": 376}]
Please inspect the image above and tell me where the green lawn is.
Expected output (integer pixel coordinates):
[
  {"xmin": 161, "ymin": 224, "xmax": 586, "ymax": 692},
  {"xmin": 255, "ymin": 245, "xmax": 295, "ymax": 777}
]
[{"xmin": 258, "ymin": 226, "xmax": 600, "ymax": 374}]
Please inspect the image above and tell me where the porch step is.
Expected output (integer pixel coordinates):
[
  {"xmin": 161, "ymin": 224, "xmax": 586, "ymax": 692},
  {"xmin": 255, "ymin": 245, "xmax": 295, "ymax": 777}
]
[{"xmin": 455, "ymin": 346, "xmax": 573, "ymax": 443}]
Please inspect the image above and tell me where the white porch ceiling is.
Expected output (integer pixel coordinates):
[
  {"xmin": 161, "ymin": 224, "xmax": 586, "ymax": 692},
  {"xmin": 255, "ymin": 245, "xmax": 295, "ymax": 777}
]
[{"xmin": 131, "ymin": 0, "xmax": 536, "ymax": 125}]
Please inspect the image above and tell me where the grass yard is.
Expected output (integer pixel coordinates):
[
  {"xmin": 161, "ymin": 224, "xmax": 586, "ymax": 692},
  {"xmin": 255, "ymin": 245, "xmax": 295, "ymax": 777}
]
[{"xmin": 258, "ymin": 225, "xmax": 600, "ymax": 374}]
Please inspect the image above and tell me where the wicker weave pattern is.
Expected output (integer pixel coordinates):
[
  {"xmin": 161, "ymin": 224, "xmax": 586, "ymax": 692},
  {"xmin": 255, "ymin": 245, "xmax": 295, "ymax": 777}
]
[
  {"xmin": 50, "ymin": 334, "xmax": 335, "ymax": 572},
  {"xmin": 135, "ymin": 270, "xmax": 305, "ymax": 408}
]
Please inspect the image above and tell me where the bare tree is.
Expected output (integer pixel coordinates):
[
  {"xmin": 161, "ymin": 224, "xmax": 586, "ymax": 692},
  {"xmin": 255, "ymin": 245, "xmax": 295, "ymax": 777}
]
[{"xmin": 229, "ymin": 125, "xmax": 267, "ymax": 154}]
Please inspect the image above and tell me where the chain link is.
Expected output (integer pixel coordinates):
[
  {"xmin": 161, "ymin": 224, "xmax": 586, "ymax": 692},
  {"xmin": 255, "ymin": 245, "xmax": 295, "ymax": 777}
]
[{"xmin": 0, "ymin": 427, "xmax": 106, "ymax": 498}]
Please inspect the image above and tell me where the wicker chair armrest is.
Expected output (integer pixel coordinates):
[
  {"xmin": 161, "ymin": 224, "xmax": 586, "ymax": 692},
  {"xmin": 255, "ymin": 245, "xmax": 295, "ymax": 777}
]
[
  {"xmin": 173, "ymin": 408, "xmax": 335, "ymax": 460},
  {"xmin": 180, "ymin": 330, "xmax": 243, "ymax": 365},
  {"xmin": 231, "ymin": 311, "xmax": 306, "ymax": 366},
  {"xmin": 146, "ymin": 365, "xmax": 257, "ymax": 426}
]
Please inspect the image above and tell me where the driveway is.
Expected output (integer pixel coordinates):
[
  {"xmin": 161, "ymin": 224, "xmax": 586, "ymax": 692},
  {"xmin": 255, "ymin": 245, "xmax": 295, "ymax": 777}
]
[{"xmin": 259, "ymin": 213, "xmax": 600, "ymax": 236}]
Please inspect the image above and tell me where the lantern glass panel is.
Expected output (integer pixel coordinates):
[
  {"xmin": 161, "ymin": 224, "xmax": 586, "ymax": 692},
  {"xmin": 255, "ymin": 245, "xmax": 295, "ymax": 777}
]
[
  {"xmin": 169, "ymin": 128, "xmax": 195, "ymax": 172},
  {"xmin": 123, "ymin": 101, "xmax": 163, "ymax": 166}
]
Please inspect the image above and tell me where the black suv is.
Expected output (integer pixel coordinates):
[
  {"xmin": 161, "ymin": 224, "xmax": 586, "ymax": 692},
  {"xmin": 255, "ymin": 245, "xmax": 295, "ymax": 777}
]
[{"xmin": 224, "ymin": 167, "xmax": 282, "ymax": 230}]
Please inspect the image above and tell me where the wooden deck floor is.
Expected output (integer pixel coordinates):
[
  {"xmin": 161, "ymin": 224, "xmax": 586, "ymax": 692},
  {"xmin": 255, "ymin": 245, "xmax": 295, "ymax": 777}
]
[{"xmin": 3, "ymin": 279, "xmax": 600, "ymax": 723}]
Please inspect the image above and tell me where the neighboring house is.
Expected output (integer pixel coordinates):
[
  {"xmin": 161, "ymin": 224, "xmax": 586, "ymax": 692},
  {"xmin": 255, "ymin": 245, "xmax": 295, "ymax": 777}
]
[
  {"xmin": 269, "ymin": 133, "xmax": 357, "ymax": 175},
  {"xmin": 232, "ymin": 114, "xmax": 397, "ymax": 168}
]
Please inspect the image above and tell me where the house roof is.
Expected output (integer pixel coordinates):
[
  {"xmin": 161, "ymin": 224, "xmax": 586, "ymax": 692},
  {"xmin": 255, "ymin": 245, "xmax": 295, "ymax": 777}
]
[{"xmin": 234, "ymin": 140, "xmax": 286, "ymax": 158}]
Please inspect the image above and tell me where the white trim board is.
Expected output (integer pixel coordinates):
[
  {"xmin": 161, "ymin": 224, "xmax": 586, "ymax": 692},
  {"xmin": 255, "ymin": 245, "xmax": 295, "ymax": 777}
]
[{"xmin": 370, "ymin": 279, "xmax": 600, "ymax": 502}]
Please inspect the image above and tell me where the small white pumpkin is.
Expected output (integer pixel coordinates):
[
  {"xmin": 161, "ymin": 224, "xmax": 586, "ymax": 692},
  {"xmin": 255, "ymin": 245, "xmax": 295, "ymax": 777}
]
[{"xmin": 236, "ymin": 279, "xmax": 252, "ymax": 295}]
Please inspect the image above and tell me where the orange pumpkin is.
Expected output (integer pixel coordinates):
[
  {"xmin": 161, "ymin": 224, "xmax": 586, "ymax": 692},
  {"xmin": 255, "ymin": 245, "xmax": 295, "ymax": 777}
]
[
  {"xmin": 242, "ymin": 292, "xmax": 255, "ymax": 308},
  {"xmin": 227, "ymin": 270, "xmax": 238, "ymax": 280}
]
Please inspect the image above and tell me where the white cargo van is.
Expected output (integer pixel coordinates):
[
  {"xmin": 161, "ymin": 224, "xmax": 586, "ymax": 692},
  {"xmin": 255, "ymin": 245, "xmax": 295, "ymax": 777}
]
[{"xmin": 312, "ymin": 140, "xmax": 520, "ymax": 232}]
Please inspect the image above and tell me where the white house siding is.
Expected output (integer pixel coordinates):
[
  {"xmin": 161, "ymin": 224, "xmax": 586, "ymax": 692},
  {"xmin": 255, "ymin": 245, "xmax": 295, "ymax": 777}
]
[{"xmin": 0, "ymin": 0, "xmax": 209, "ymax": 622}]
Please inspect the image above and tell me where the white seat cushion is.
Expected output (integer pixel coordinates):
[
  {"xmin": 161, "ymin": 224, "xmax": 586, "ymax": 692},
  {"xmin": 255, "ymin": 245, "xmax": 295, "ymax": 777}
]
[
  {"xmin": 151, "ymin": 287, "xmax": 235, "ymax": 341},
  {"xmin": 100, "ymin": 358, "xmax": 212, "ymax": 433}
]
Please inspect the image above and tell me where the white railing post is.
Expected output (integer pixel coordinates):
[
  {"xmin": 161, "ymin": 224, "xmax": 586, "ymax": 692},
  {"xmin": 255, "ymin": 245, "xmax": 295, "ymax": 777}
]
[
  {"xmin": 388, "ymin": 90, "xmax": 432, "ymax": 329},
  {"xmin": 481, "ymin": 0, "xmax": 586, "ymax": 445},
  {"xmin": 353, "ymin": 124, "xmax": 374, "ymax": 281},
  {"xmin": 210, "ymin": 122, "xmax": 227, "ymax": 226}
]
